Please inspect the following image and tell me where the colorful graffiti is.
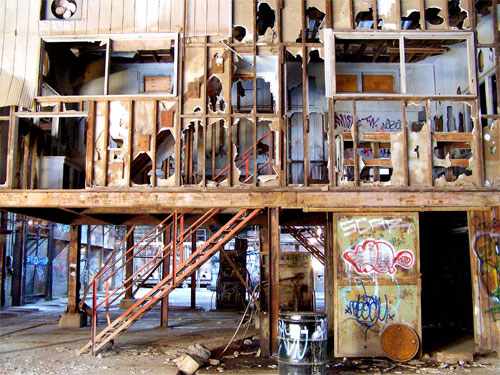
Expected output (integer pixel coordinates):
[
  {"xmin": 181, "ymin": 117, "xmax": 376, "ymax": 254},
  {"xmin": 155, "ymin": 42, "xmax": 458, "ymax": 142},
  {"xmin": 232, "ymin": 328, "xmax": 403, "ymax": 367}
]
[
  {"xmin": 471, "ymin": 216, "xmax": 500, "ymax": 321},
  {"xmin": 343, "ymin": 239, "xmax": 415, "ymax": 277}
]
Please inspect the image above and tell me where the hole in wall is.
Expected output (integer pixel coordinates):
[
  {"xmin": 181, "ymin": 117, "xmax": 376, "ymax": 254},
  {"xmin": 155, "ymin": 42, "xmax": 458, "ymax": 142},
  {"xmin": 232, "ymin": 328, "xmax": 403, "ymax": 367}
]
[
  {"xmin": 475, "ymin": 1, "xmax": 492, "ymax": 17},
  {"xmin": 478, "ymin": 50, "xmax": 484, "ymax": 73},
  {"xmin": 232, "ymin": 26, "xmax": 247, "ymax": 42},
  {"xmin": 256, "ymin": 3, "xmax": 276, "ymax": 36},
  {"xmin": 296, "ymin": 7, "xmax": 325, "ymax": 42},
  {"xmin": 131, "ymin": 153, "xmax": 152, "ymax": 185},
  {"xmin": 448, "ymin": 0, "xmax": 468, "ymax": 29},
  {"xmin": 401, "ymin": 11, "xmax": 421, "ymax": 30},
  {"xmin": 425, "ymin": 7, "xmax": 444, "ymax": 25},
  {"xmin": 355, "ymin": 8, "xmax": 383, "ymax": 29},
  {"xmin": 207, "ymin": 75, "xmax": 225, "ymax": 112}
]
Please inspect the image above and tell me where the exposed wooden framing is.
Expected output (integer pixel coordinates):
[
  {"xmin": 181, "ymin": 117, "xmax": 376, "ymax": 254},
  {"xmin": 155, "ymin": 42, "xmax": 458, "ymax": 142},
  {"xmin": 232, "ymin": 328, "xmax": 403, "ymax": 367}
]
[
  {"xmin": 493, "ymin": 0, "xmax": 500, "ymax": 114},
  {"xmin": 280, "ymin": 45, "xmax": 287, "ymax": 186},
  {"xmin": 102, "ymin": 101, "xmax": 110, "ymax": 187},
  {"xmin": 253, "ymin": 1, "xmax": 258, "ymax": 187},
  {"xmin": 401, "ymin": 101, "xmax": 409, "ymax": 186},
  {"xmin": 67, "ymin": 225, "xmax": 82, "ymax": 314},
  {"xmin": 202, "ymin": 36, "xmax": 208, "ymax": 187},
  {"xmin": 471, "ymin": 101, "xmax": 485, "ymax": 186},
  {"xmin": 325, "ymin": 0, "xmax": 332, "ymax": 29},
  {"xmin": 126, "ymin": 100, "xmax": 134, "ymax": 187},
  {"xmin": 86, "ymin": 102, "xmax": 96, "ymax": 188},
  {"xmin": 301, "ymin": 0, "xmax": 309, "ymax": 186},
  {"xmin": 328, "ymin": 99, "xmax": 336, "ymax": 187},
  {"xmin": 352, "ymin": 100, "xmax": 359, "ymax": 186},
  {"xmin": 372, "ymin": 0, "xmax": 378, "ymax": 30},
  {"xmin": 269, "ymin": 207, "xmax": 280, "ymax": 355},
  {"xmin": 151, "ymin": 101, "xmax": 158, "ymax": 187},
  {"xmin": 6, "ymin": 107, "xmax": 19, "ymax": 189},
  {"xmin": 442, "ymin": 0, "xmax": 450, "ymax": 30},
  {"xmin": 15, "ymin": 111, "xmax": 88, "ymax": 118},
  {"xmin": 419, "ymin": 0, "xmax": 426, "ymax": 31},
  {"xmin": 124, "ymin": 226, "xmax": 135, "ymax": 300},
  {"xmin": 29, "ymin": 137, "xmax": 38, "ymax": 189},
  {"xmin": 22, "ymin": 132, "xmax": 31, "ymax": 189},
  {"xmin": 349, "ymin": 0, "xmax": 354, "ymax": 30},
  {"xmin": 399, "ymin": 36, "xmax": 407, "ymax": 94},
  {"xmin": 425, "ymin": 100, "xmax": 434, "ymax": 186},
  {"xmin": 104, "ymin": 38, "xmax": 111, "ymax": 95}
]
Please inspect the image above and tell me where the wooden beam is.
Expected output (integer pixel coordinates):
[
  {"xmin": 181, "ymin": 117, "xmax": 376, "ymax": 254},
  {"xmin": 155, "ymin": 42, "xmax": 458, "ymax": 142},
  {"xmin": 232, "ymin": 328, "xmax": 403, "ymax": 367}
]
[
  {"xmin": 6, "ymin": 106, "xmax": 19, "ymax": 189},
  {"xmin": 269, "ymin": 207, "xmax": 280, "ymax": 355},
  {"xmin": 85, "ymin": 101, "xmax": 96, "ymax": 188},
  {"xmin": 324, "ymin": 213, "xmax": 334, "ymax": 351},
  {"xmin": 302, "ymin": 0, "xmax": 310, "ymax": 186},
  {"xmin": 67, "ymin": 225, "xmax": 81, "ymax": 314}
]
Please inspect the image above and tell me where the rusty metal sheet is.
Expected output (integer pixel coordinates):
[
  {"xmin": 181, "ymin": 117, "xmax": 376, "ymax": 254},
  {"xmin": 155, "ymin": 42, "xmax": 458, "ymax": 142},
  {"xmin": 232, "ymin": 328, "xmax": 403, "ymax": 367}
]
[
  {"xmin": 381, "ymin": 323, "xmax": 419, "ymax": 361},
  {"xmin": 334, "ymin": 213, "xmax": 421, "ymax": 357}
]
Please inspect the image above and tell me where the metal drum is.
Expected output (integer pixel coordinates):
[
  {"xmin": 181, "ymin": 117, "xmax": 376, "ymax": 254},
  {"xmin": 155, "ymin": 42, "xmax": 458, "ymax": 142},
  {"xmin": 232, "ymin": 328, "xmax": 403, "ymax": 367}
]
[{"xmin": 278, "ymin": 312, "xmax": 327, "ymax": 375}]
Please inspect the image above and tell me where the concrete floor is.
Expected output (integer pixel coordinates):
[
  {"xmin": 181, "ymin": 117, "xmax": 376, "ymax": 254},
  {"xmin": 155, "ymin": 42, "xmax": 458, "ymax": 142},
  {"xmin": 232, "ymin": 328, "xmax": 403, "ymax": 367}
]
[{"xmin": 0, "ymin": 290, "xmax": 498, "ymax": 375}]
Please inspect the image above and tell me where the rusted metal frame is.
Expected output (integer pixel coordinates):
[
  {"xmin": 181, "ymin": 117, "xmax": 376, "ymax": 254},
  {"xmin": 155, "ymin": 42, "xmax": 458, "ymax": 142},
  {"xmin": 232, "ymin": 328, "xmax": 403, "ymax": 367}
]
[
  {"xmin": 161, "ymin": 225, "xmax": 171, "ymax": 327},
  {"xmin": 301, "ymin": 0, "xmax": 310, "ymax": 186},
  {"xmin": 126, "ymin": 100, "xmax": 134, "ymax": 187},
  {"xmin": 243, "ymin": 161, "xmax": 272, "ymax": 184},
  {"xmin": 402, "ymin": 101, "xmax": 409, "ymax": 186},
  {"xmin": 419, "ymin": 0, "xmax": 426, "ymax": 31},
  {"xmin": 190, "ymin": 232, "xmax": 196, "ymax": 308},
  {"xmin": 99, "ymin": 212, "xmax": 179, "ymax": 281},
  {"xmin": 269, "ymin": 207, "xmax": 280, "ymax": 354},
  {"xmin": 180, "ymin": 215, "xmax": 184, "ymax": 264},
  {"xmin": 22, "ymin": 132, "xmax": 31, "ymax": 189},
  {"xmin": 151, "ymin": 100, "xmax": 158, "ymax": 187},
  {"xmin": 131, "ymin": 209, "xmax": 222, "ymax": 295},
  {"xmin": 102, "ymin": 101, "xmax": 110, "ymax": 187},
  {"xmin": 425, "ymin": 99, "xmax": 434, "ymax": 186},
  {"xmin": 85, "ymin": 101, "xmax": 96, "ymax": 188},
  {"xmin": 352, "ymin": 100, "xmax": 359, "ymax": 186},
  {"xmin": 285, "ymin": 225, "xmax": 324, "ymax": 264},
  {"xmin": 219, "ymin": 247, "xmax": 261, "ymax": 311},
  {"xmin": 172, "ymin": 210, "xmax": 177, "ymax": 285},
  {"xmin": 88, "ymin": 209, "xmax": 262, "ymax": 354},
  {"xmin": 79, "ymin": 225, "xmax": 136, "ymax": 309},
  {"xmin": 253, "ymin": 0, "xmax": 258, "ymax": 187}
]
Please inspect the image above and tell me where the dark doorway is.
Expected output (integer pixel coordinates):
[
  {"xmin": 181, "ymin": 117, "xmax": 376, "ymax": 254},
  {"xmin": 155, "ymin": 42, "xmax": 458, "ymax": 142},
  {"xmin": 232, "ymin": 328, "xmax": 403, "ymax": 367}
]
[{"xmin": 420, "ymin": 211, "xmax": 473, "ymax": 354}]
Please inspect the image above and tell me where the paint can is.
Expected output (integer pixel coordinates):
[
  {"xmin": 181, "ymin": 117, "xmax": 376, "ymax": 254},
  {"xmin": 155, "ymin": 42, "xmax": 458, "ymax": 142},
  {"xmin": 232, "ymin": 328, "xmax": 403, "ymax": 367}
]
[{"xmin": 278, "ymin": 312, "xmax": 327, "ymax": 375}]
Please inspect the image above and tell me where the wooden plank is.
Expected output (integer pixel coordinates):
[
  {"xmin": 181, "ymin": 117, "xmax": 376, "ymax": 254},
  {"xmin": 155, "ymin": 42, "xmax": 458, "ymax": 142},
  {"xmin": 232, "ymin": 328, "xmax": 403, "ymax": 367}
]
[
  {"xmin": 352, "ymin": 100, "xmax": 359, "ymax": 186},
  {"xmin": 151, "ymin": 101, "xmax": 158, "ymax": 187},
  {"xmin": 433, "ymin": 132, "xmax": 474, "ymax": 142},
  {"xmin": 301, "ymin": 1, "xmax": 309, "ymax": 186},
  {"xmin": 362, "ymin": 75, "xmax": 395, "ymax": 93},
  {"xmin": 85, "ymin": 101, "xmax": 96, "ymax": 187},
  {"xmin": 126, "ymin": 100, "xmax": 133, "ymax": 187},
  {"xmin": 67, "ymin": 225, "xmax": 81, "ymax": 314},
  {"xmin": 144, "ymin": 76, "xmax": 171, "ymax": 92},
  {"xmin": 110, "ymin": 0, "xmax": 124, "ymax": 33},
  {"xmin": 147, "ymin": 0, "xmax": 160, "ymax": 33},
  {"xmin": 102, "ymin": 101, "xmax": 109, "ymax": 187},
  {"xmin": 122, "ymin": 0, "xmax": 135, "ymax": 33},
  {"xmin": 337, "ymin": 74, "xmax": 358, "ymax": 93},
  {"xmin": 269, "ymin": 208, "xmax": 280, "ymax": 355},
  {"xmin": 402, "ymin": 102, "xmax": 409, "ymax": 186},
  {"xmin": 134, "ymin": 0, "xmax": 148, "ymax": 33},
  {"xmin": 22, "ymin": 132, "xmax": 30, "ymax": 189},
  {"xmin": 344, "ymin": 158, "xmax": 392, "ymax": 167}
]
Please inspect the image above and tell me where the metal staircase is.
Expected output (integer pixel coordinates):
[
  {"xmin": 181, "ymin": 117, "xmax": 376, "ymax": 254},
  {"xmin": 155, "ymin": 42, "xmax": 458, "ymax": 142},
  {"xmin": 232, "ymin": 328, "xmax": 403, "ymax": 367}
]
[
  {"xmin": 284, "ymin": 226, "xmax": 324, "ymax": 264},
  {"xmin": 79, "ymin": 208, "xmax": 262, "ymax": 355}
]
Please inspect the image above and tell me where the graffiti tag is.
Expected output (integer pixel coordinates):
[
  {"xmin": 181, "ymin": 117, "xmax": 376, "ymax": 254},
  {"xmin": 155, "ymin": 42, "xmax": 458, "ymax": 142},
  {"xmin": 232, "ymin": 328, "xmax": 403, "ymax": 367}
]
[
  {"xmin": 343, "ymin": 239, "xmax": 415, "ymax": 276},
  {"xmin": 345, "ymin": 281, "xmax": 395, "ymax": 334},
  {"xmin": 26, "ymin": 256, "xmax": 48, "ymax": 266},
  {"xmin": 339, "ymin": 217, "xmax": 413, "ymax": 237}
]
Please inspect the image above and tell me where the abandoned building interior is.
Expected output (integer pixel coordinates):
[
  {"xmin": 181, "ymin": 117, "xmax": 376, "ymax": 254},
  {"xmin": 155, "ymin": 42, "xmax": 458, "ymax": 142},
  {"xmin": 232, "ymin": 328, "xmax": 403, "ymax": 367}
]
[{"xmin": 0, "ymin": 0, "xmax": 500, "ymax": 373}]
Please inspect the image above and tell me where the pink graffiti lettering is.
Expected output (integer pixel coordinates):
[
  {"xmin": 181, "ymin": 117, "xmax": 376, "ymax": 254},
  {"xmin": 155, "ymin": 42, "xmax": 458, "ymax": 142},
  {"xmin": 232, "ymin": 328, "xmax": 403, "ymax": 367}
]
[{"xmin": 343, "ymin": 239, "xmax": 415, "ymax": 276}]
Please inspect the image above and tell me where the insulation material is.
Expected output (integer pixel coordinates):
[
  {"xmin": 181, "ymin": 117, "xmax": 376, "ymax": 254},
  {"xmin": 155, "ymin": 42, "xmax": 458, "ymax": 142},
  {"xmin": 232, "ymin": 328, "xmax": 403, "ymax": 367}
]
[
  {"xmin": 408, "ymin": 122, "xmax": 431, "ymax": 186},
  {"xmin": 484, "ymin": 120, "xmax": 500, "ymax": 186},
  {"xmin": 282, "ymin": 0, "xmax": 303, "ymax": 42},
  {"xmin": 377, "ymin": 0, "xmax": 399, "ymax": 30},
  {"xmin": 93, "ymin": 101, "xmax": 108, "ymax": 187},
  {"xmin": 107, "ymin": 101, "xmax": 131, "ymax": 187},
  {"xmin": 183, "ymin": 47, "xmax": 205, "ymax": 114},
  {"xmin": 233, "ymin": 1, "xmax": 254, "ymax": 44},
  {"xmin": 333, "ymin": 0, "xmax": 353, "ymax": 29},
  {"xmin": 186, "ymin": 0, "xmax": 232, "ymax": 37},
  {"xmin": 0, "ymin": 0, "xmax": 42, "ymax": 108}
]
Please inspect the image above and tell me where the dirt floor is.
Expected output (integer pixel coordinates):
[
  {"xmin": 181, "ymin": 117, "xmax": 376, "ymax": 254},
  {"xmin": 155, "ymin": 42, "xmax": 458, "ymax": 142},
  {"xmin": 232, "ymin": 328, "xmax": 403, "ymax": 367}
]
[{"xmin": 1, "ymin": 297, "xmax": 499, "ymax": 375}]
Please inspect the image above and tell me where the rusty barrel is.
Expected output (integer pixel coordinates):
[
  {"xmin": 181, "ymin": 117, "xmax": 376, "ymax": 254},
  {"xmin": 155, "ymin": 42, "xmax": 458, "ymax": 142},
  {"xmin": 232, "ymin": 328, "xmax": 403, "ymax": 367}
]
[{"xmin": 278, "ymin": 312, "xmax": 327, "ymax": 375}]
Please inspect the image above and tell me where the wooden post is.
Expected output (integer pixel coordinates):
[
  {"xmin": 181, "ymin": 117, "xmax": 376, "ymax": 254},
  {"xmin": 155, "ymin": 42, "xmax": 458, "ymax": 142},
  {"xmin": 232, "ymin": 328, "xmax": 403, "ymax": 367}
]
[
  {"xmin": 6, "ymin": 106, "xmax": 19, "ymax": 189},
  {"xmin": 85, "ymin": 101, "xmax": 96, "ymax": 187},
  {"xmin": 45, "ymin": 223, "xmax": 54, "ymax": 301},
  {"xmin": 191, "ymin": 231, "xmax": 196, "ymax": 309},
  {"xmin": 161, "ymin": 224, "xmax": 171, "ymax": 327},
  {"xmin": 324, "ymin": 213, "xmax": 335, "ymax": 352},
  {"xmin": 269, "ymin": 207, "xmax": 280, "ymax": 354},
  {"xmin": 67, "ymin": 225, "xmax": 81, "ymax": 314},
  {"xmin": 301, "ymin": 0, "xmax": 310, "ymax": 186},
  {"xmin": 259, "ymin": 222, "xmax": 270, "ymax": 357},
  {"xmin": 124, "ymin": 226, "xmax": 134, "ymax": 300}
]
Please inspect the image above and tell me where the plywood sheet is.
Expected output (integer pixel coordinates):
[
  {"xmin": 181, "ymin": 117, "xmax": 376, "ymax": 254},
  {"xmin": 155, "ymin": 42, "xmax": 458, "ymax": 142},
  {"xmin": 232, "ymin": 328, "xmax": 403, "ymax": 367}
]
[
  {"xmin": 337, "ymin": 74, "xmax": 358, "ymax": 93},
  {"xmin": 334, "ymin": 213, "xmax": 420, "ymax": 357},
  {"xmin": 362, "ymin": 74, "xmax": 394, "ymax": 93},
  {"xmin": 144, "ymin": 76, "xmax": 171, "ymax": 92}
]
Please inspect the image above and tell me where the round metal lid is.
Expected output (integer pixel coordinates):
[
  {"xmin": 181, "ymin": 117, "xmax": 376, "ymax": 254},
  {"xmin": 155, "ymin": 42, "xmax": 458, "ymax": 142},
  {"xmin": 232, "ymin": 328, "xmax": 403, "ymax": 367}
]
[{"xmin": 381, "ymin": 323, "xmax": 419, "ymax": 362}]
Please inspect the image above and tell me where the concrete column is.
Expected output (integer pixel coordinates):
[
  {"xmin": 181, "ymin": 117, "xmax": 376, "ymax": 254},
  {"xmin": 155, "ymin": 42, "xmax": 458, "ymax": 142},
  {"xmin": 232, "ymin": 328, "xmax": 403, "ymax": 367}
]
[
  {"xmin": 269, "ymin": 207, "xmax": 280, "ymax": 355},
  {"xmin": 161, "ymin": 225, "xmax": 171, "ymax": 327},
  {"xmin": 59, "ymin": 225, "xmax": 86, "ymax": 328},
  {"xmin": 120, "ymin": 226, "xmax": 136, "ymax": 309}
]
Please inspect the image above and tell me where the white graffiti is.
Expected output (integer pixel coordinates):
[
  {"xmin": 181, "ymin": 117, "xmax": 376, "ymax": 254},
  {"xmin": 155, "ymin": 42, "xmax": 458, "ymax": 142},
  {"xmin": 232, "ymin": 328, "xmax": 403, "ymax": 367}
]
[
  {"xmin": 278, "ymin": 320, "xmax": 308, "ymax": 360},
  {"xmin": 340, "ymin": 217, "xmax": 413, "ymax": 237}
]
